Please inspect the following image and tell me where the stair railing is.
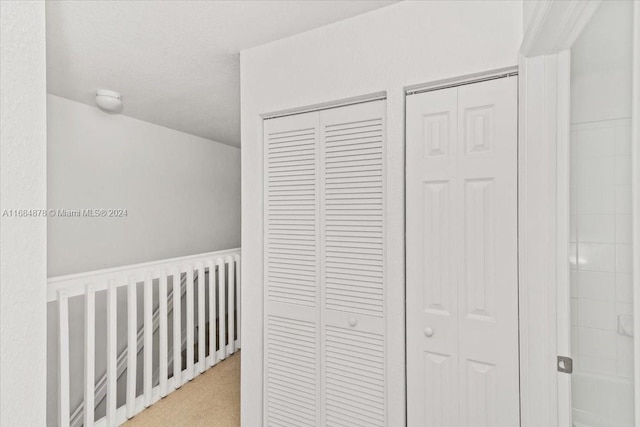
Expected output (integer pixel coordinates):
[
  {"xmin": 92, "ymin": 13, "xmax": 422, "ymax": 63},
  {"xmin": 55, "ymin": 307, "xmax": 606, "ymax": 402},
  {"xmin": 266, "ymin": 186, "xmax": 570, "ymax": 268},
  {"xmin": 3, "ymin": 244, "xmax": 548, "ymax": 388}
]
[{"xmin": 48, "ymin": 248, "xmax": 241, "ymax": 427}]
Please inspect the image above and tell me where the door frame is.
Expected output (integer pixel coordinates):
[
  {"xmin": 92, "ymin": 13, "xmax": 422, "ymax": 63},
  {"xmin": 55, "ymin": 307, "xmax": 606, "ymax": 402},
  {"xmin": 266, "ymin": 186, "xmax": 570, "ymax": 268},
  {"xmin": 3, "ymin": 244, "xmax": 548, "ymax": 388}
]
[{"xmin": 519, "ymin": 1, "xmax": 640, "ymax": 426}]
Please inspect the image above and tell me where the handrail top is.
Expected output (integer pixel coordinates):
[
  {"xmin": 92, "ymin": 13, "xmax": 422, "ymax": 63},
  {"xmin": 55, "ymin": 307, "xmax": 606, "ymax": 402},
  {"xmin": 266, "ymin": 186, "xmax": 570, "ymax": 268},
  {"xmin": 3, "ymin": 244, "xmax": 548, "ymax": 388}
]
[{"xmin": 47, "ymin": 248, "xmax": 240, "ymax": 302}]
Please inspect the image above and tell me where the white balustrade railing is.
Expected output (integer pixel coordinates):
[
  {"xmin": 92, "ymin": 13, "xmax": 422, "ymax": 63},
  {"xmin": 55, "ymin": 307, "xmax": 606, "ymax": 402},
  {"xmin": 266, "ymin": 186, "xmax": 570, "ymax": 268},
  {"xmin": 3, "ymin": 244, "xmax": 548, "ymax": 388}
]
[{"xmin": 48, "ymin": 248, "xmax": 241, "ymax": 427}]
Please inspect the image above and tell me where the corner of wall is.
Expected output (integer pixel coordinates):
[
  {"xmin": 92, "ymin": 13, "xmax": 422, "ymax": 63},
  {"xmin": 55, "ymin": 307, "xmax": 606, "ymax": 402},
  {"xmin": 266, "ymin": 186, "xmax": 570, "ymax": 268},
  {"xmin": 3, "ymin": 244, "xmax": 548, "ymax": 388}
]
[{"xmin": 0, "ymin": 1, "xmax": 48, "ymax": 425}]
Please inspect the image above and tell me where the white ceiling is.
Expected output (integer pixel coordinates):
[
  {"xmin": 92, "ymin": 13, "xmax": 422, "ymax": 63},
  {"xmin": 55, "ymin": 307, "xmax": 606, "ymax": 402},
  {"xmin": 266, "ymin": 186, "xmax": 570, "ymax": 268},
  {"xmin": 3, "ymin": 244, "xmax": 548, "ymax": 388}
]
[{"xmin": 46, "ymin": 1, "xmax": 397, "ymax": 147}]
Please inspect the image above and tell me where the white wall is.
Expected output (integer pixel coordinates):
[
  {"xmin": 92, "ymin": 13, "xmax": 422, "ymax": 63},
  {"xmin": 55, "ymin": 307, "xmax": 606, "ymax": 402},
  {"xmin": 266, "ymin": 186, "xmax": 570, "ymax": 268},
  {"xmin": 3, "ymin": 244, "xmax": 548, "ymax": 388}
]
[
  {"xmin": 0, "ymin": 2, "xmax": 48, "ymax": 426},
  {"xmin": 240, "ymin": 1, "xmax": 522, "ymax": 425},
  {"xmin": 523, "ymin": 0, "xmax": 537, "ymax": 36},
  {"xmin": 569, "ymin": 119, "xmax": 633, "ymax": 373},
  {"xmin": 571, "ymin": 1, "xmax": 633, "ymax": 124},
  {"xmin": 47, "ymin": 95, "xmax": 241, "ymax": 277}
]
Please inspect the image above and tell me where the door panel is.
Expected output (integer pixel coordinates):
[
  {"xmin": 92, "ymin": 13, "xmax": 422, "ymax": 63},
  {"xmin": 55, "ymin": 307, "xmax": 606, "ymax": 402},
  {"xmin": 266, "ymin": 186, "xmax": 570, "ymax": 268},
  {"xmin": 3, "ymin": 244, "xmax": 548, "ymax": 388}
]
[
  {"xmin": 320, "ymin": 100, "xmax": 387, "ymax": 427},
  {"xmin": 264, "ymin": 111, "xmax": 321, "ymax": 426},
  {"xmin": 407, "ymin": 76, "xmax": 519, "ymax": 426},
  {"xmin": 457, "ymin": 78, "xmax": 519, "ymax": 427},
  {"xmin": 265, "ymin": 315, "xmax": 318, "ymax": 427},
  {"xmin": 407, "ymin": 85, "xmax": 459, "ymax": 426},
  {"xmin": 324, "ymin": 325, "xmax": 385, "ymax": 427}
]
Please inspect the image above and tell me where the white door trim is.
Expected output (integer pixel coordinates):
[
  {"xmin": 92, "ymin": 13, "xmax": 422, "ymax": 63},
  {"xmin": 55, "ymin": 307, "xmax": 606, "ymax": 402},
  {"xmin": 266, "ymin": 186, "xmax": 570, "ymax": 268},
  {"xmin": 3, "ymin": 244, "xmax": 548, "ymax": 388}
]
[
  {"xmin": 517, "ymin": 51, "xmax": 560, "ymax": 427},
  {"xmin": 632, "ymin": 2, "xmax": 640, "ymax": 422},
  {"xmin": 554, "ymin": 50, "xmax": 572, "ymax": 427},
  {"xmin": 520, "ymin": 0, "xmax": 601, "ymax": 57}
]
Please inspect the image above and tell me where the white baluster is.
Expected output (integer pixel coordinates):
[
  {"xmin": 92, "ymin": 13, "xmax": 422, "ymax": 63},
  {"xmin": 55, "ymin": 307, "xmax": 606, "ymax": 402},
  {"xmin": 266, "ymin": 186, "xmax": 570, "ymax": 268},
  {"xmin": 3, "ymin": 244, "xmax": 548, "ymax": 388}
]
[
  {"xmin": 143, "ymin": 273, "xmax": 153, "ymax": 407},
  {"xmin": 106, "ymin": 280, "xmax": 117, "ymax": 426},
  {"xmin": 227, "ymin": 256, "xmax": 235, "ymax": 354},
  {"xmin": 159, "ymin": 272, "xmax": 168, "ymax": 397},
  {"xmin": 126, "ymin": 277, "xmax": 137, "ymax": 418},
  {"xmin": 186, "ymin": 266, "xmax": 195, "ymax": 380},
  {"xmin": 197, "ymin": 263, "xmax": 206, "ymax": 373},
  {"xmin": 207, "ymin": 260, "xmax": 217, "ymax": 368},
  {"xmin": 58, "ymin": 289, "xmax": 70, "ymax": 427},
  {"xmin": 172, "ymin": 268, "xmax": 182, "ymax": 388},
  {"xmin": 84, "ymin": 285, "xmax": 96, "ymax": 427},
  {"xmin": 217, "ymin": 257, "xmax": 227, "ymax": 360},
  {"xmin": 234, "ymin": 254, "xmax": 241, "ymax": 349}
]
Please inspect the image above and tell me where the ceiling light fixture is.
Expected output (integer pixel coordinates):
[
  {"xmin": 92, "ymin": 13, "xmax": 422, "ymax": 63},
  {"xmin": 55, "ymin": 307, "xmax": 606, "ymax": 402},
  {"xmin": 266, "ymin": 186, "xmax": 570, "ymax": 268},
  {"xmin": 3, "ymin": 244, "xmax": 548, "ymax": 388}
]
[{"xmin": 95, "ymin": 89, "xmax": 122, "ymax": 113}]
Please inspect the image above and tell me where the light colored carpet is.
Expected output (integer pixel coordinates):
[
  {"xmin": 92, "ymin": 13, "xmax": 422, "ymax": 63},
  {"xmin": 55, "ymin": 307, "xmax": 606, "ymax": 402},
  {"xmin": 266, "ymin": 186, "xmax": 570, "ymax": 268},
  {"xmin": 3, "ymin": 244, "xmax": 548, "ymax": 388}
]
[{"xmin": 122, "ymin": 352, "xmax": 240, "ymax": 427}]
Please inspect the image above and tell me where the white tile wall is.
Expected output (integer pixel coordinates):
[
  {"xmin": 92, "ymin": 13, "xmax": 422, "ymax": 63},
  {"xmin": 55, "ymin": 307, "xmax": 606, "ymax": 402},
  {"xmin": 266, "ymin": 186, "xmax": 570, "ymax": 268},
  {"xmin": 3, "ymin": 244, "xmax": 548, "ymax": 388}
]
[
  {"xmin": 616, "ymin": 273, "xmax": 633, "ymax": 302},
  {"xmin": 578, "ymin": 243, "xmax": 616, "ymax": 272},
  {"xmin": 570, "ymin": 118, "xmax": 634, "ymax": 379},
  {"xmin": 615, "ymin": 214, "xmax": 632, "ymax": 244},
  {"xmin": 578, "ymin": 271, "xmax": 615, "ymax": 301}
]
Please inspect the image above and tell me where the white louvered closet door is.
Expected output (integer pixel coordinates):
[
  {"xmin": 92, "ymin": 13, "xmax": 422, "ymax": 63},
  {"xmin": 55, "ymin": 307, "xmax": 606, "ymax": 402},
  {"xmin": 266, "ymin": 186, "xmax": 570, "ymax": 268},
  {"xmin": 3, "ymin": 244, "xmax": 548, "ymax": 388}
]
[
  {"xmin": 264, "ymin": 99, "xmax": 387, "ymax": 427},
  {"xmin": 264, "ymin": 111, "xmax": 321, "ymax": 427},
  {"xmin": 320, "ymin": 100, "xmax": 386, "ymax": 427},
  {"xmin": 406, "ymin": 76, "xmax": 519, "ymax": 427}
]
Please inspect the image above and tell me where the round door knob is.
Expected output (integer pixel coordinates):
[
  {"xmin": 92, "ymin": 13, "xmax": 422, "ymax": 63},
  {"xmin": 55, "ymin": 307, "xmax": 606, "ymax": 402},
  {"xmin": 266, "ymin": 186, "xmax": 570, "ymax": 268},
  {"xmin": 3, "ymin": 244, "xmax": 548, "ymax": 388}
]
[
  {"xmin": 424, "ymin": 327, "xmax": 434, "ymax": 337},
  {"xmin": 348, "ymin": 318, "xmax": 357, "ymax": 327}
]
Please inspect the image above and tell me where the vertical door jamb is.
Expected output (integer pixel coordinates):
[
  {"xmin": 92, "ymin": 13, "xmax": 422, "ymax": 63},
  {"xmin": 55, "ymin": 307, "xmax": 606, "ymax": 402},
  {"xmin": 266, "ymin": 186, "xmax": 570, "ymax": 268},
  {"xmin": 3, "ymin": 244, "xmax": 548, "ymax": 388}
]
[{"xmin": 555, "ymin": 49, "xmax": 573, "ymax": 427}]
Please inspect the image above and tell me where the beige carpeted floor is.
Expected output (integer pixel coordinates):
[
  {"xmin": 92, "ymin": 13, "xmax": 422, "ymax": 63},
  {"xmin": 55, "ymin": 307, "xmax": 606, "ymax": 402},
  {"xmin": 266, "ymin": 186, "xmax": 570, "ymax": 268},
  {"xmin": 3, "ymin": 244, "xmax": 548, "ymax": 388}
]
[{"xmin": 122, "ymin": 352, "xmax": 240, "ymax": 427}]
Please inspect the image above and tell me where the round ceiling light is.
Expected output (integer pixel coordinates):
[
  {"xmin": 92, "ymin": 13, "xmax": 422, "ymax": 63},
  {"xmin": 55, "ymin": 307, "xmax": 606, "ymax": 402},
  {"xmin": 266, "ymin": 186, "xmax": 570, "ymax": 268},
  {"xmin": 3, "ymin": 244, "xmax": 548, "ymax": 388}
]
[{"xmin": 95, "ymin": 89, "xmax": 122, "ymax": 113}]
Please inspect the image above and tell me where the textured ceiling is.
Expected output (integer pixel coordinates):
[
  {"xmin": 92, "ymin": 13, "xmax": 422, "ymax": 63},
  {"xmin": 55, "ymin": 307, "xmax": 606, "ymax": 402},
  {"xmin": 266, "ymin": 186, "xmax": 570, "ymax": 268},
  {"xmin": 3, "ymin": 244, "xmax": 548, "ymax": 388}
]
[{"xmin": 46, "ymin": 1, "xmax": 397, "ymax": 147}]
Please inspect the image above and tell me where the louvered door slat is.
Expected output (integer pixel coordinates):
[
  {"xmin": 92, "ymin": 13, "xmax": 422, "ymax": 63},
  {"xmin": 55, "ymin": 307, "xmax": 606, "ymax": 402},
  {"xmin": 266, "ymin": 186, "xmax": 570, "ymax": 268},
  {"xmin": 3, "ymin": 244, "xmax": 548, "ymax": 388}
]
[
  {"xmin": 265, "ymin": 112, "xmax": 318, "ymax": 306},
  {"xmin": 266, "ymin": 316, "xmax": 317, "ymax": 427},
  {"xmin": 325, "ymin": 325, "xmax": 385, "ymax": 427}
]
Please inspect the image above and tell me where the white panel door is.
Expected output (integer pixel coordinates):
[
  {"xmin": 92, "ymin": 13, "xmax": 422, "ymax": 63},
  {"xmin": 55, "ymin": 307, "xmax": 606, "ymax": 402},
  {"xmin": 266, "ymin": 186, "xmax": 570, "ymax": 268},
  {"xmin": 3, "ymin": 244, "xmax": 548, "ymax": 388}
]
[
  {"xmin": 407, "ymin": 85, "xmax": 460, "ymax": 426},
  {"xmin": 406, "ymin": 76, "xmax": 519, "ymax": 427}
]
